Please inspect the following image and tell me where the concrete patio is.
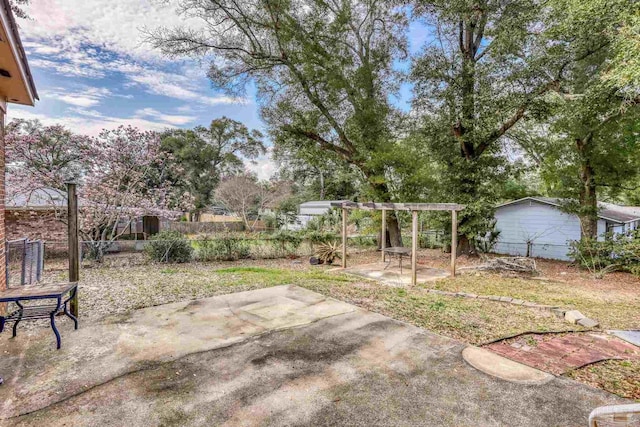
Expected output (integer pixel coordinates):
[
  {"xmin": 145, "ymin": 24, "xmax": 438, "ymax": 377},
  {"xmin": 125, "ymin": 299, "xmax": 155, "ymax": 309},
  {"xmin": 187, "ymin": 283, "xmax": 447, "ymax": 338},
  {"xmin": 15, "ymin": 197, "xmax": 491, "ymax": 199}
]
[
  {"xmin": 0, "ymin": 285, "xmax": 627, "ymax": 426},
  {"xmin": 343, "ymin": 262, "xmax": 450, "ymax": 286}
]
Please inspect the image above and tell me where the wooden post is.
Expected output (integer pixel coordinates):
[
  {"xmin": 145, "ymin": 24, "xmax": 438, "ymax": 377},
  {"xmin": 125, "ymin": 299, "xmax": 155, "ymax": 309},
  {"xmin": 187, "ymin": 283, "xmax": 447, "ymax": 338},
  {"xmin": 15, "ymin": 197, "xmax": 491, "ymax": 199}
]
[
  {"xmin": 381, "ymin": 209, "xmax": 387, "ymax": 263},
  {"xmin": 411, "ymin": 210, "xmax": 418, "ymax": 286},
  {"xmin": 67, "ymin": 182, "xmax": 79, "ymax": 317},
  {"xmin": 341, "ymin": 208, "xmax": 347, "ymax": 268},
  {"xmin": 451, "ymin": 210, "xmax": 457, "ymax": 277}
]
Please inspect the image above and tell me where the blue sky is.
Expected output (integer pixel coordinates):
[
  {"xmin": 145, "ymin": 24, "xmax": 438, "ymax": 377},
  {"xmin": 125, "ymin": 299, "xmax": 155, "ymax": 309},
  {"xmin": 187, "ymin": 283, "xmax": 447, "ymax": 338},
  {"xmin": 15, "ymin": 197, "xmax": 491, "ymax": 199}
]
[{"xmin": 10, "ymin": 0, "xmax": 428, "ymax": 178}]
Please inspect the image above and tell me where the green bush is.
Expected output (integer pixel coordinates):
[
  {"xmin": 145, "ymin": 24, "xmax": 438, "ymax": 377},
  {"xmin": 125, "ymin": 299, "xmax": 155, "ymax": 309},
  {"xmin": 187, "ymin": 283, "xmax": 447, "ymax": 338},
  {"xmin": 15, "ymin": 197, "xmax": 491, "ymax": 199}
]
[
  {"xmin": 195, "ymin": 235, "xmax": 250, "ymax": 261},
  {"xmin": 145, "ymin": 231, "xmax": 193, "ymax": 263},
  {"xmin": 569, "ymin": 230, "xmax": 640, "ymax": 277},
  {"xmin": 304, "ymin": 230, "xmax": 338, "ymax": 244},
  {"xmin": 269, "ymin": 230, "xmax": 303, "ymax": 257}
]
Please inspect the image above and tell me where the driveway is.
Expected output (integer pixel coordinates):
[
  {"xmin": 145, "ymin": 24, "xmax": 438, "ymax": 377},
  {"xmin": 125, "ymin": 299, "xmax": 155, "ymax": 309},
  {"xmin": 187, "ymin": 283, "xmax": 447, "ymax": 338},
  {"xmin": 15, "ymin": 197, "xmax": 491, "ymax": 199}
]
[{"xmin": 0, "ymin": 285, "xmax": 625, "ymax": 426}]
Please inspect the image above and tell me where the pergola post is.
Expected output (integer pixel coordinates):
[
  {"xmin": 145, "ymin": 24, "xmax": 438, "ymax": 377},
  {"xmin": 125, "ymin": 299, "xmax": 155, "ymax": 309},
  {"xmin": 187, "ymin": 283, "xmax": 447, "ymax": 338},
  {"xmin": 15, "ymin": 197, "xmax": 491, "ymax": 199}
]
[
  {"xmin": 341, "ymin": 208, "xmax": 347, "ymax": 268},
  {"xmin": 451, "ymin": 210, "xmax": 457, "ymax": 277},
  {"xmin": 380, "ymin": 209, "xmax": 387, "ymax": 262},
  {"xmin": 67, "ymin": 181, "xmax": 79, "ymax": 317},
  {"xmin": 411, "ymin": 210, "xmax": 418, "ymax": 286}
]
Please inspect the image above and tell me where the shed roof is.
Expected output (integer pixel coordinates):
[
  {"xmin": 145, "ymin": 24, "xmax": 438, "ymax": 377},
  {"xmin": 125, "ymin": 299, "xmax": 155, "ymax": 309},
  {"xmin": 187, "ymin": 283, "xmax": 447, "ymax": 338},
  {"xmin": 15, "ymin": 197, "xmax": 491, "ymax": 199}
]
[{"xmin": 496, "ymin": 197, "xmax": 640, "ymax": 224}]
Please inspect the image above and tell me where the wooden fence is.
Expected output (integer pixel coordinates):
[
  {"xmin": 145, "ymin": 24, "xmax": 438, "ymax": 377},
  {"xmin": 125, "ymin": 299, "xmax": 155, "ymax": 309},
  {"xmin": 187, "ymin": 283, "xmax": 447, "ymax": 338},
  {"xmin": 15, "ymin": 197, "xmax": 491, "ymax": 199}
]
[{"xmin": 167, "ymin": 221, "xmax": 245, "ymax": 234}]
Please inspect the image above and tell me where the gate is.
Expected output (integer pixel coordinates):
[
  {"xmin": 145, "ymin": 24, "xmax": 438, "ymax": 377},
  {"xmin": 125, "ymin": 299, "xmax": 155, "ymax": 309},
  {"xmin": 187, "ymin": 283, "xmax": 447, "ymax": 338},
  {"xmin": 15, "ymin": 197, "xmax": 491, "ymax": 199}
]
[{"xmin": 6, "ymin": 238, "xmax": 45, "ymax": 286}]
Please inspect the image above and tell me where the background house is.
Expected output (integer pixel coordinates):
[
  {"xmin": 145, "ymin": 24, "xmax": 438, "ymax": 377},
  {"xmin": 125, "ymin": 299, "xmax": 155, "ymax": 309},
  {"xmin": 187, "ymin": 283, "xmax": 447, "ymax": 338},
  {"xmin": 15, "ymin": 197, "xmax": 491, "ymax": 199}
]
[
  {"xmin": 7, "ymin": 188, "xmax": 169, "ymax": 254},
  {"xmin": 0, "ymin": 0, "xmax": 38, "ymax": 291},
  {"xmin": 493, "ymin": 197, "xmax": 640, "ymax": 260}
]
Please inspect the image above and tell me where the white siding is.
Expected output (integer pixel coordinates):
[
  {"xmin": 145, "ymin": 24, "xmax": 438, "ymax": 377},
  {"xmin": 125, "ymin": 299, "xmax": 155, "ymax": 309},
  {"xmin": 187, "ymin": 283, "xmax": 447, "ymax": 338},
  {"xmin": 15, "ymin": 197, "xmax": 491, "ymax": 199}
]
[{"xmin": 493, "ymin": 201, "xmax": 581, "ymax": 261}]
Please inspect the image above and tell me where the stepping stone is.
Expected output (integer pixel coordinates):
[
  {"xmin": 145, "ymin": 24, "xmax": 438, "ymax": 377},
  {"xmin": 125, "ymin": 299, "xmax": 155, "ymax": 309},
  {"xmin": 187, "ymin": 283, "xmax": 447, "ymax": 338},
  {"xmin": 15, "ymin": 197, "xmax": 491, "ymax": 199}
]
[
  {"xmin": 608, "ymin": 330, "xmax": 640, "ymax": 347},
  {"xmin": 462, "ymin": 346, "xmax": 553, "ymax": 385},
  {"xmin": 577, "ymin": 318, "xmax": 599, "ymax": 328},
  {"xmin": 564, "ymin": 310, "xmax": 585, "ymax": 324}
]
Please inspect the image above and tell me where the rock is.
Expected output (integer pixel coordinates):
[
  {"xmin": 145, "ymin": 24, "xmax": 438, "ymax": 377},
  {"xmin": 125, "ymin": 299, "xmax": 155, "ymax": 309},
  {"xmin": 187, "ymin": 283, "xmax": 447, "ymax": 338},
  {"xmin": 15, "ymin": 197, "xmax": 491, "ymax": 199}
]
[
  {"xmin": 465, "ymin": 293, "xmax": 478, "ymax": 299},
  {"xmin": 564, "ymin": 310, "xmax": 586, "ymax": 324},
  {"xmin": 577, "ymin": 318, "xmax": 600, "ymax": 328},
  {"xmin": 488, "ymin": 295, "xmax": 501, "ymax": 301},
  {"xmin": 522, "ymin": 302, "xmax": 537, "ymax": 307},
  {"xmin": 552, "ymin": 308, "xmax": 566, "ymax": 319},
  {"xmin": 499, "ymin": 296, "xmax": 513, "ymax": 302},
  {"xmin": 511, "ymin": 299, "xmax": 524, "ymax": 305}
]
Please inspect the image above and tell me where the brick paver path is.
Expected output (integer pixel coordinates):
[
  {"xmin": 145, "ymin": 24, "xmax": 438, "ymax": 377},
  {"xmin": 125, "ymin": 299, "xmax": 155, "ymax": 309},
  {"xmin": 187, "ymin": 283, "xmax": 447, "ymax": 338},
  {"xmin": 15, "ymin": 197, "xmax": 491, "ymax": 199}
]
[{"xmin": 485, "ymin": 332, "xmax": 640, "ymax": 375}]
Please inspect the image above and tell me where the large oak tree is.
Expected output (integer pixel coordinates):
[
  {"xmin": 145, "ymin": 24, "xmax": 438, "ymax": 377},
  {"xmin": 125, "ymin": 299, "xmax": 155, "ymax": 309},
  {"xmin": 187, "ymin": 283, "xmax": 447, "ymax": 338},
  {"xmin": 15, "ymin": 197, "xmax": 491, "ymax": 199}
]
[{"xmin": 149, "ymin": 0, "xmax": 408, "ymax": 245}]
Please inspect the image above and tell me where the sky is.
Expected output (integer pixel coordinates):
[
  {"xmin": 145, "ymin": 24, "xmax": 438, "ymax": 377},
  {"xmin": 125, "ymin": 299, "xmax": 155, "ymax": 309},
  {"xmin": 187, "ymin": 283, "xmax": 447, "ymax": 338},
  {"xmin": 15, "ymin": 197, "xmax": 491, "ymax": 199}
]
[{"xmin": 9, "ymin": 0, "xmax": 428, "ymax": 180}]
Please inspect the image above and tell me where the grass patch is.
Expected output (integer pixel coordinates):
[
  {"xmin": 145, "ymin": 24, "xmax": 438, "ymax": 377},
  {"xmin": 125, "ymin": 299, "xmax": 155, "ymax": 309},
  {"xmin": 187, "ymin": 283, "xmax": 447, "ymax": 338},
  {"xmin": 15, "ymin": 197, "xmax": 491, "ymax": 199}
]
[
  {"xmin": 566, "ymin": 359, "xmax": 640, "ymax": 401},
  {"xmin": 432, "ymin": 274, "xmax": 640, "ymax": 330}
]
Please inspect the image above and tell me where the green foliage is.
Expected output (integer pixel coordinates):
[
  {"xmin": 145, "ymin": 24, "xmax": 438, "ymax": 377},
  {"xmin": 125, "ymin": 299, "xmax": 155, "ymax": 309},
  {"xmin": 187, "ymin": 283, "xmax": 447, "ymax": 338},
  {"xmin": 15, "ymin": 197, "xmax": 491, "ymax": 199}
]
[
  {"xmin": 304, "ymin": 230, "xmax": 338, "ymax": 245},
  {"xmin": 160, "ymin": 117, "xmax": 265, "ymax": 216},
  {"xmin": 195, "ymin": 234, "xmax": 250, "ymax": 261},
  {"xmin": 569, "ymin": 231, "xmax": 640, "ymax": 277},
  {"xmin": 269, "ymin": 230, "xmax": 303, "ymax": 257},
  {"xmin": 145, "ymin": 231, "xmax": 193, "ymax": 263}
]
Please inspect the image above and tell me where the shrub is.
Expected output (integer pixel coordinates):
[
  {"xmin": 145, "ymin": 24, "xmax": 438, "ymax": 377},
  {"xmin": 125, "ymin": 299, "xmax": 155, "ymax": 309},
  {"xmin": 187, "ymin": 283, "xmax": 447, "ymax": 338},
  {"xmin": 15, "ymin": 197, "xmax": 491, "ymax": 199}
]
[
  {"xmin": 304, "ymin": 230, "xmax": 338, "ymax": 245},
  {"xmin": 569, "ymin": 230, "xmax": 640, "ymax": 277},
  {"xmin": 195, "ymin": 235, "xmax": 250, "ymax": 261},
  {"xmin": 269, "ymin": 230, "xmax": 303, "ymax": 257},
  {"xmin": 316, "ymin": 240, "xmax": 341, "ymax": 264},
  {"xmin": 145, "ymin": 231, "xmax": 193, "ymax": 263}
]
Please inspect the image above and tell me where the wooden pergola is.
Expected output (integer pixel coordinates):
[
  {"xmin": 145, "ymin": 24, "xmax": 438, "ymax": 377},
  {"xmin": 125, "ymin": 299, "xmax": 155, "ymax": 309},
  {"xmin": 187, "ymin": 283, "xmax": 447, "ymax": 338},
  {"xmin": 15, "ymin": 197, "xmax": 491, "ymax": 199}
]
[{"xmin": 330, "ymin": 202, "xmax": 465, "ymax": 286}]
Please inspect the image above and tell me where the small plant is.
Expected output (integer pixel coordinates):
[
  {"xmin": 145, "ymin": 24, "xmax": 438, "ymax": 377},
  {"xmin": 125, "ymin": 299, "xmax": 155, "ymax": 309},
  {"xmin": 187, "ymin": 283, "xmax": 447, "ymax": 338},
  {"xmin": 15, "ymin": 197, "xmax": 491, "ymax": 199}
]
[
  {"xmin": 269, "ymin": 230, "xmax": 303, "ymax": 257},
  {"xmin": 145, "ymin": 231, "xmax": 193, "ymax": 263},
  {"xmin": 316, "ymin": 240, "xmax": 341, "ymax": 264},
  {"xmin": 195, "ymin": 234, "xmax": 250, "ymax": 261},
  {"xmin": 569, "ymin": 230, "xmax": 640, "ymax": 278}
]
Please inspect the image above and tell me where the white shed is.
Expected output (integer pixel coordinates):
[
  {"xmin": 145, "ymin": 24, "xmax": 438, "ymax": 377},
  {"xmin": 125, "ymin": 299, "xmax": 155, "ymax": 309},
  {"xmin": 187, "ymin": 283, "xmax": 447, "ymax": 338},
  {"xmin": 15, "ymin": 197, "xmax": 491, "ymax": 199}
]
[
  {"xmin": 493, "ymin": 197, "xmax": 640, "ymax": 261},
  {"xmin": 298, "ymin": 200, "xmax": 348, "ymax": 216}
]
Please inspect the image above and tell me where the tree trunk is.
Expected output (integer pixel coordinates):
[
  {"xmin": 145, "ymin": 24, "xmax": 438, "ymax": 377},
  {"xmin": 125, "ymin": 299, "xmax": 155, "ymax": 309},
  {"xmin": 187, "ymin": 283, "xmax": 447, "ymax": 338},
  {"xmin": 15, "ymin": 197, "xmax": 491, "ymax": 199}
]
[
  {"xmin": 577, "ymin": 138, "xmax": 598, "ymax": 239},
  {"xmin": 319, "ymin": 170, "xmax": 325, "ymax": 200},
  {"xmin": 386, "ymin": 213, "xmax": 403, "ymax": 247}
]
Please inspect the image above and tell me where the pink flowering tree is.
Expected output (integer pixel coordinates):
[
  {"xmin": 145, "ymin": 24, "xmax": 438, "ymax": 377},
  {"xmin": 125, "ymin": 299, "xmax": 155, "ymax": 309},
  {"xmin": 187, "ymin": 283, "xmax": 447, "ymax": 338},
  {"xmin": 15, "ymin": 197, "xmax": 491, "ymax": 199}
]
[{"xmin": 6, "ymin": 120, "xmax": 190, "ymax": 261}]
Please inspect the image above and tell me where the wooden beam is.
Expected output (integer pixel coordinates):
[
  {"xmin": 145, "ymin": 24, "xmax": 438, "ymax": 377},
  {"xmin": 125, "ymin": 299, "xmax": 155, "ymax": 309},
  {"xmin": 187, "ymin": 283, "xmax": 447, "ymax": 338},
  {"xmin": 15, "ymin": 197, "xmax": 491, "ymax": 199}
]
[
  {"xmin": 411, "ymin": 210, "xmax": 418, "ymax": 286},
  {"xmin": 381, "ymin": 209, "xmax": 387, "ymax": 263},
  {"xmin": 67, "ymin": 182, "xmax": 79, "ymax": 317},
  {"xmin": 451, "ymin": 210, "xmax": 457, "ymax": 277},
  {"xmin": 341, "ymin": 208, "xmax": 347, "ymax": 268},
  {"xmin": 330, "ymin": 201, "xmax": 466, "ymax": 212}
]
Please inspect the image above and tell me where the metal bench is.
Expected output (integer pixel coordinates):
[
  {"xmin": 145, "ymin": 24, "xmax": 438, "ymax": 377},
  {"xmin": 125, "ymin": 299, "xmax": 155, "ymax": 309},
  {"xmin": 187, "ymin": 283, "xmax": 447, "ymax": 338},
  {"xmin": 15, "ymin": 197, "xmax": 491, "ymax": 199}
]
[
  {"xmin": 0, "ymin": 282, "xmax": 78, "ymax": 349},
  {"xmin": 382, "ymin": 246, "xmax": 411, "ymax": 274}
]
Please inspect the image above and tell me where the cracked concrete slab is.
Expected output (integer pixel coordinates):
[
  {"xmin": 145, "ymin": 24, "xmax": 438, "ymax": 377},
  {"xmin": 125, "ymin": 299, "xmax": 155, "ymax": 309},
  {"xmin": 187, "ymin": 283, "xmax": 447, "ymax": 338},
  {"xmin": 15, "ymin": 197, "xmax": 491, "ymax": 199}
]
[{"xmin": 0, "ymin": 285, "xmax": 626, "ymax": 426}]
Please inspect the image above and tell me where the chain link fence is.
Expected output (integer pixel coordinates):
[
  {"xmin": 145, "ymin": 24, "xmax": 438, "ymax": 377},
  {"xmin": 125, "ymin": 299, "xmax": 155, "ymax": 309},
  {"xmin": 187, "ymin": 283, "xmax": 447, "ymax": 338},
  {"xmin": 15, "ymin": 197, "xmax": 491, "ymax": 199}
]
[{"xmin": 6, "ymin": 238, "xmax": 45, "ymax": 286}]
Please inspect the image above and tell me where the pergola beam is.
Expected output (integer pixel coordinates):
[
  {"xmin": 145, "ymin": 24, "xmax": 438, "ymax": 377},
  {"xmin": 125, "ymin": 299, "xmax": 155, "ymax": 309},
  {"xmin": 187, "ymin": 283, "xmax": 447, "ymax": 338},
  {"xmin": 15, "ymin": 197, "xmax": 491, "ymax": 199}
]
[
  {"xmin": 333, "ymin": 201, "xmax": 465, "ymax": 280},
  {"xmin": 331, "ymin": 201, "xmax": 465, "ymax": 211}
]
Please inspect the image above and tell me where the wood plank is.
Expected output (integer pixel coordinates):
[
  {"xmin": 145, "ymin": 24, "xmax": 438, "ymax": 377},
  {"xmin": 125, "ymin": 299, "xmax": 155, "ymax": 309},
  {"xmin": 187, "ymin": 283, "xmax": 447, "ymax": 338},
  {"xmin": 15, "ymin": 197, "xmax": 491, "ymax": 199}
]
[
  {"xmin": 381, "ymin": 209, "xmax": 387, "ymax": 262},
  {"xmin": 0, "ymin": 283, "xmax": 77, "ymax": 302},
  {"xmin": 451, "ymin": 210, "xmax": 457, "ymax": 277},
  {"xmin": 67, "ymin": 182, "xmax": 80, "ymax": 316},
  {"xmin": 412, "ymin": 210, "xmax": 418, "ymax": 286},
  {"xmin": 330, "ymin": 201, "xmax": 465, "ymax": 211},
  {"xmin": 341, "ymin": 208, "xmax": 347, "ymax": 268}
]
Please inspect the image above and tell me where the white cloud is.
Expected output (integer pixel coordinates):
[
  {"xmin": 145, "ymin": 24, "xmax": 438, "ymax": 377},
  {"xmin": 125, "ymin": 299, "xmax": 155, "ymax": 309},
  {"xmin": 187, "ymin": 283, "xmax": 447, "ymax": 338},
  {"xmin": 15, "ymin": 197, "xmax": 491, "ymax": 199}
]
[
  {"xmin": 246, "ymin": 149, "xmax": 277, "ymax": 181},
  {"xmin": 135, "ymin": 107, "xmax": 196, "ymax": 126},
  {"xmin": 42, "ymin": 86, "xmax": 115, "ymax": 108},
  {"xmin": 58, "ymin": 95, "xmax": 100, "ymax": 107},
  {"xmin": 20, "ymin": 0, "xmax": 198, "ymax": 60},
  {"xmin": 7, "ymin": 108, "xmax": 173, "ymax": 136}
]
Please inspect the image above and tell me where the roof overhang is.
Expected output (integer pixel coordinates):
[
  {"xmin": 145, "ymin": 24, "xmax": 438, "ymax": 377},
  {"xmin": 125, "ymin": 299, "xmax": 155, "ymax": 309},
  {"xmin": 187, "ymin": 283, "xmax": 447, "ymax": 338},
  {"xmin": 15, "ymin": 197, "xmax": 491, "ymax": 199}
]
[
  {"xmin": 0, "ymin": 0, "xmax": 38, "ymax": 106},
  {"xmin": 495, "ymin": 197, "xmax": 639, "ymax": 224}
]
